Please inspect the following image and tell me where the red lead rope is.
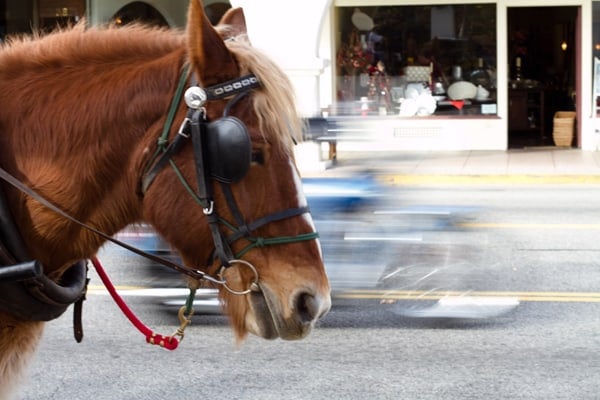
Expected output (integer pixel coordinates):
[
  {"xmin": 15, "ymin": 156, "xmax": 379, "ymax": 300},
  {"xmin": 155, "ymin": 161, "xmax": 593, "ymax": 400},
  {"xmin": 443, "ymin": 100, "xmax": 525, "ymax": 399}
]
[{"xmin": 90, "ymin": 257, "xmax": 180, "ymax": 350}]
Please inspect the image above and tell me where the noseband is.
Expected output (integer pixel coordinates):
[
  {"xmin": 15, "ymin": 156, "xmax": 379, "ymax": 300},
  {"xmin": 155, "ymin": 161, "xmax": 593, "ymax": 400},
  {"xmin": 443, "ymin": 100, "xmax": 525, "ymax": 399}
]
[{"xmin": 142, "ymin": 66, "xmax": 318, "ymax": 288}]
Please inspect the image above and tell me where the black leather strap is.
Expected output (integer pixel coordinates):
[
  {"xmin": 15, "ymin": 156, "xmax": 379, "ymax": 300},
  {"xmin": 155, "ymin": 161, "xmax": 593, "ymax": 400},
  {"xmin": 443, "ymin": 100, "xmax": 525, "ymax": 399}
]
[
  {"xmin": 141, "ymin": 117, "xmax": 192, "ymax": 194},
  {"xmin": 205, "ymin": 74, "xmax": 260, "ymax": 100},
  {"xmin": 0, "ymin": 260, "xmax": 88, "ymax": 321},
  {"xmin": 190, "ymin": 109, "xmax": 234, "ymax": 267},
  {"xmin": 0, "ymin": 175, "xmax": 89, "ymax": 322},
  {"xmin": 0, "ymin": 184, "xmax": 30, "ymax": 262},
  {"xmin": 225, "ymin": 204, "xmax": 312, "ymax": 244},
  {"xmin": 0, "ymin": 166, "xmax": 218, "ymax": 284},
  {"xmin": 190, "ymin": 110, "xmax": 212, "ymax": 207}
]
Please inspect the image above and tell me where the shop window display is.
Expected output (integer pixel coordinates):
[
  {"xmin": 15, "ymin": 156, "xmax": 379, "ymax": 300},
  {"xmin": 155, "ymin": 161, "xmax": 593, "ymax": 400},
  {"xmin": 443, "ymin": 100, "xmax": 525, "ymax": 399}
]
[{"xmin": 334, "ymin": 4, "xmax": 497, "ymax": 117}]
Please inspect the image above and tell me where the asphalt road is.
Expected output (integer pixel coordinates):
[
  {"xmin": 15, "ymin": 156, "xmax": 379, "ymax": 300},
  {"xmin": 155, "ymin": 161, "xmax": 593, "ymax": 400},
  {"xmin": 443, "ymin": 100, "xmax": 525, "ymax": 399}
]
[{"xmin": 15, "ymin": 184, "xmax": 600, "ymax": 400}]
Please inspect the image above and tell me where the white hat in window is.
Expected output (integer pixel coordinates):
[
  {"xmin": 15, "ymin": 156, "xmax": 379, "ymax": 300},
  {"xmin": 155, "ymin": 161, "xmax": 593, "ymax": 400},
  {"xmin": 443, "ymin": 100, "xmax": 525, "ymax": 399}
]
[
  {"xmin": 447, "ymin": 81, "xmax": 477, "ymax": 100},
  {"xmin": 352, "ymin": 8, "xmax": 374, "ymax": 31}
]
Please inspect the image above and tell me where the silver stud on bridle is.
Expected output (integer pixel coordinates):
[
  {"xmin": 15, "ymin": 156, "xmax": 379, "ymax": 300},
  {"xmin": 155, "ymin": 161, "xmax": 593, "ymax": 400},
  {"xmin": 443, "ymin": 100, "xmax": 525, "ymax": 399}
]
[{"xmin": 184, "ymin": 86, "xmax": 207, "ymax": 109}]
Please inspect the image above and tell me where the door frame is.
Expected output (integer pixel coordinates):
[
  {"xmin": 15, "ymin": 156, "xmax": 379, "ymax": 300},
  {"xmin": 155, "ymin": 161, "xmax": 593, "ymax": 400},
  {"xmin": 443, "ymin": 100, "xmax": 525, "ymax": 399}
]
[{"xmin": 500, "ymin": 0, "xmax": 589, "ymax": 149}]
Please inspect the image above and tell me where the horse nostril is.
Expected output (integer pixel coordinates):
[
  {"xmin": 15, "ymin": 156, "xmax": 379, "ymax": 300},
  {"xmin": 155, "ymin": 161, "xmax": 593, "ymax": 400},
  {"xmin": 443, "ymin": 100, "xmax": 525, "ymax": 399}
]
[{"xmin": 295, "ymin": 291, "xmax": 321, "ymax": 324}]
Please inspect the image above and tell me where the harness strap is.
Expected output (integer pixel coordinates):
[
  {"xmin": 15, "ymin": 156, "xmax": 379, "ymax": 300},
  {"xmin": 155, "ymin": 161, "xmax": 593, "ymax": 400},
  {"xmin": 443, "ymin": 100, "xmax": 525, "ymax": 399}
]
[
  {"xmin": 190, "ymin": 109, "xmax": 235, "ymax": 267},
  {"xmin": 190, "ymin": 109, "xmax": 212, "ymax": 206},
  {"xmin": 242, "ymin": 207, "xmax": 313, "ymax": 234},
  {"xmin": 205, "ymin": 75, "xmax": 260, "ymax": 100},
  {"xmin": 221, "ymin": 182, "xmax": 312, "ymax": 244},
  {"xmin": 141, "ymin": 114, "xmax": 192, "ymax": 194},
  {"xmin": 207, "ymin": 212, "xmax": 235, "ymax": 267},
  {"xmin": 0, "ymin": 183, "xmax": 30, "ymax": 262},
  {"xmin": 0, "ymin": 260, "xmax": 88, "ymax": 322},
  {"xmin": 140, "ymin": 65, "xmax": 191, "ymax": 195},
  {"xmin": 159, "ymin": 65, "xmax": 191, "ymax": 148},
  {"xmin": 220, "ymin": 182, "xmax": 246, "ymax": 229},
  {"xmin": 213, "ymin": 183, "xmax": 318, "ymax": 259},
  {"xmin": 0, "ymin": 165, "xmax": 222, "ymax": 285},
  {"xmin": 0, "ymin": 172, "xmax": 89, "ymax": 326}
]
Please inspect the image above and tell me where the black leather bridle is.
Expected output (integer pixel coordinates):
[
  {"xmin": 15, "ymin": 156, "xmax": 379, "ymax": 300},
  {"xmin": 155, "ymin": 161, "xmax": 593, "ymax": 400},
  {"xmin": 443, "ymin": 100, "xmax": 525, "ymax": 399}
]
[{"xmin": 142, "ymin": 66, "xmax": 319, "ymax": 279}]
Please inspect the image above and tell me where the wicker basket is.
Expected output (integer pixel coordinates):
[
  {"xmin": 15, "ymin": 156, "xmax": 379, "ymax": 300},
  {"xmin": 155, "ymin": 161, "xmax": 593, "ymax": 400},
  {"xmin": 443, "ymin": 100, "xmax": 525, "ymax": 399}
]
[
  {"xmin": 552, "ymin": 111, "xmax": 576, "ymax": 147},
  {"xmin": 404, "ymin": 66, "xmax": 431, "ymax": 82}
]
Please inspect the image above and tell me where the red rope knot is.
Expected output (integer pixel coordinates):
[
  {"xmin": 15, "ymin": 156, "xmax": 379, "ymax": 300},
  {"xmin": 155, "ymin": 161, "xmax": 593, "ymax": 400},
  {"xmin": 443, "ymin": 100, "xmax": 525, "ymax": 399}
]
[{"xmin": 147, "ymin": 333, "xmax": 179, "ymax": 350}]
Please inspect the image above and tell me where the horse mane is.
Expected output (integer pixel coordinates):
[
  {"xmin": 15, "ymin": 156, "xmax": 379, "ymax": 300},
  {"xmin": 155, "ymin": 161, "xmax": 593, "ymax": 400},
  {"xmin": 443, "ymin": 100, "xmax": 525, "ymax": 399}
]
[
  {"xmin": 0, "ymin": 22, "xmax": 184, "ymax": 71},
  {"xmin": 0, "ymin": 21, "xmax": 301, "ymax": 154},
  {"xmin": 223, "ymin": 35, "xmax": 303, "ymax": 155}
]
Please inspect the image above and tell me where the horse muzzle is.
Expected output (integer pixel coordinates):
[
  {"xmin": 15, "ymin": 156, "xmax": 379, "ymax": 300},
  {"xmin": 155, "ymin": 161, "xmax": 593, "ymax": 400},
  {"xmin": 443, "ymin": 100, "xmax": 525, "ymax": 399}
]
[{"xmin": 247, "ymin": 282, "xmax": 331, "ymax": 340}]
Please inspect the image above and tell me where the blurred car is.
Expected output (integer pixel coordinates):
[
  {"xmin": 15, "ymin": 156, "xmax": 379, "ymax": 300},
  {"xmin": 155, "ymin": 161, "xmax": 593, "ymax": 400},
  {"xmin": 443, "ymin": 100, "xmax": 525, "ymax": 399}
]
[{"xmin": 114, "ymin": 175, "xmax": 515, "ymax": 319}]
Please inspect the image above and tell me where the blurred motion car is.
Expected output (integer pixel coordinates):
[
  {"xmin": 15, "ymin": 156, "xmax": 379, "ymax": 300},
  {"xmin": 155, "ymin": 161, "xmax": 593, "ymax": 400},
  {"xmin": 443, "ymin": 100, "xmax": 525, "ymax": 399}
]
[{"xmin": 112, "ymin": 174, "xmax": 515, "ymax": 319}]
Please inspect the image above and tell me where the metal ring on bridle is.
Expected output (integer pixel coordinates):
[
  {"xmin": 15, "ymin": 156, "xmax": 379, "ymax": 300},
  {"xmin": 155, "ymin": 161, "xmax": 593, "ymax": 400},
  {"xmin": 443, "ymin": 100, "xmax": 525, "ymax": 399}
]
[{"xmin": 218, "ymin": 259, "xmax": 260, "ymax": 295}]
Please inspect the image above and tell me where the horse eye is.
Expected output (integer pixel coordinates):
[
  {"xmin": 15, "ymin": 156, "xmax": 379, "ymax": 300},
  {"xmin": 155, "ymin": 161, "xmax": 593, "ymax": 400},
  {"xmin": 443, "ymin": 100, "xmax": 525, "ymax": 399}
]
[{"xmin": 251, "ymin": 150, "xmax": 264, "ymax": 165}]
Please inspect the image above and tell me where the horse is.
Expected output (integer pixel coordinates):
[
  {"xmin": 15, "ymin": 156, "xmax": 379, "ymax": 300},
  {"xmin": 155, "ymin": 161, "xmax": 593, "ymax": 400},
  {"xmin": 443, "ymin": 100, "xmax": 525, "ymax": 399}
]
[{"xmin": 0, "ymin": 0, "xmax": 331, "ymax": 395}]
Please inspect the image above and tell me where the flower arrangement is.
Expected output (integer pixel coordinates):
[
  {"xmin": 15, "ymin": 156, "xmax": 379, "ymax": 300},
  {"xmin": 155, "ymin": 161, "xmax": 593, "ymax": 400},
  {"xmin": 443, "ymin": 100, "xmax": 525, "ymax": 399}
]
[{"xmin": 336, "ymin": 30, "xmax": 373, "ymax": 75}]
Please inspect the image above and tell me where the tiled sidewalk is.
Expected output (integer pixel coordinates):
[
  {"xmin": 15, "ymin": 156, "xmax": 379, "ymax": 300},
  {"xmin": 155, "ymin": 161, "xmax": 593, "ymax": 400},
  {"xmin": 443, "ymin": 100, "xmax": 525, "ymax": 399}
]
[
  {"xmin": 306, "ymin": 148, "xmax": 600, "ymax": 184},
  {"xmin": 340, "ymin": 148, "xmax": 600, "ymax": 175}
]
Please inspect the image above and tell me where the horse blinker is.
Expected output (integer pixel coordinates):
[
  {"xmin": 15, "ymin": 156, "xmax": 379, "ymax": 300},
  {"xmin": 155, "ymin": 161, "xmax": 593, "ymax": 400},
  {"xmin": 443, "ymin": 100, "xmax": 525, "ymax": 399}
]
[{"xmin": 206, "ymin": 116, "xmax": 252, "ymax": 184}]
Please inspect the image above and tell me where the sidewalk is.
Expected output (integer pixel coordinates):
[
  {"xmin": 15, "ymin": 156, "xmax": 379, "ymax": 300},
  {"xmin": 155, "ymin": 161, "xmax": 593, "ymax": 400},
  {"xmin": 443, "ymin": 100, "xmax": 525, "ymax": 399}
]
[{"xmin": 303, "ymin": 147, "xmax": 600, "ymax": 184}]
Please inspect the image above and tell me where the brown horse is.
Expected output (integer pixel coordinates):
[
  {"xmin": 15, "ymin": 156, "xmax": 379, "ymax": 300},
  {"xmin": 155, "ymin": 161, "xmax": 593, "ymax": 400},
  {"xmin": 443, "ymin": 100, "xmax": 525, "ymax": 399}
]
[{"xmin": 0, "ymin": 0, "xmax": 330, "ymax": 394}]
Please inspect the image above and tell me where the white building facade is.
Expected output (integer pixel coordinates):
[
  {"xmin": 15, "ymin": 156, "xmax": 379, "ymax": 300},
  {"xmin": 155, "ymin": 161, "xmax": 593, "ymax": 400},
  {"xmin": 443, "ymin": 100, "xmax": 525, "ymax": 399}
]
[
  {"xmin": 235, "ymin": 0, "xmax": 599, "ymax": 152},
  {"xmin": 3, "ymin": 0, "xmax": 600, "ymax": 151}
]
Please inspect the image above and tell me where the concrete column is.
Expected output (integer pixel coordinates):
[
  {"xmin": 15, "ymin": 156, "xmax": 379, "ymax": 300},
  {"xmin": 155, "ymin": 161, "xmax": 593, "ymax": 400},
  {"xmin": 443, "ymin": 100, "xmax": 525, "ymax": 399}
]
[{"xmin": 232, "ymin": 0, "xmax": 330, "ymax": 116}]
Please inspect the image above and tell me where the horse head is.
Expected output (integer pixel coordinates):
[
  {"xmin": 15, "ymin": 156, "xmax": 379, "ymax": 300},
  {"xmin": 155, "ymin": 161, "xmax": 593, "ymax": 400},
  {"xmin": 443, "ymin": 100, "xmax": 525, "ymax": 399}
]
[{"xmin": 142, "ymin": 1, "xmax": 331, "ymax": 341}]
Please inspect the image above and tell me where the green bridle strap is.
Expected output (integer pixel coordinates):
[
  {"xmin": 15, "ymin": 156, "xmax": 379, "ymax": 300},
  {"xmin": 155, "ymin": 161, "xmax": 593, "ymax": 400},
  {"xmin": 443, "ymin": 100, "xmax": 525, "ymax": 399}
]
[
  {"xmin": 141, "ymin": 64, "xmax": 191, "ymax": 184},
  {"xmin": 160, "ymin": 65, "xmax": 191, "ymax": 149},
  {"xmin": 184, "ymin": 287, "xmax": 196, "ymax": 316},
  {"xmin": 217, "ymin": 217, "xmax": 319, "ymax": 258},
  {"xmin": 168, "ymin": 159, "xmax": 211, "ymax": 209},
  {"xmin": 233, "ymin": 232, "xmax": 320, "ymax": 259}
]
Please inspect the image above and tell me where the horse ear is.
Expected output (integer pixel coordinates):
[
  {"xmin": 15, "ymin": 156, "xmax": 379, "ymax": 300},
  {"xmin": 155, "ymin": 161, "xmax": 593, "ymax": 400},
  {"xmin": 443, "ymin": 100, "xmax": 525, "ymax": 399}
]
[
  {"xmin": 218, "ymin": 7, "xmax": 248, "ymax": 39},
  {"xmin": 187, "ymin": 0, "xmax": 239, "ymax": 86}
]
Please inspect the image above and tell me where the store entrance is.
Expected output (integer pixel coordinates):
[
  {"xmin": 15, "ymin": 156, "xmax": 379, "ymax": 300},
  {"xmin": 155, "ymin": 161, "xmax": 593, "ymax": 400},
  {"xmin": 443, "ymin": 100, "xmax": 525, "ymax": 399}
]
[
  {"xmin": 112, "ymin": 2, "xmax": 169, "ymax": 27},
  {"xmin": 507, "ymin": 6, "xmax": 578, "ymax": 148}
]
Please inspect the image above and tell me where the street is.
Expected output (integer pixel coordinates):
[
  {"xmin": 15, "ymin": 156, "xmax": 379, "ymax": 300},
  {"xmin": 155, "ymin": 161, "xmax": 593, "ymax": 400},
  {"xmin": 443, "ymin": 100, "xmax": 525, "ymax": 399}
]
[{"xmin": 15, "ymin": 183, "xmax": 600, "ymax": 400}]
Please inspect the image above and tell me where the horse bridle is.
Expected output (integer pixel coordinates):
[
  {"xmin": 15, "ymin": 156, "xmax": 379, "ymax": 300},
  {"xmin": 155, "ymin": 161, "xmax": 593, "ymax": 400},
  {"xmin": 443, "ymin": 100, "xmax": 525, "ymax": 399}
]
[{"xmin": 141, "ymin": 65, "xmax": 319, "ymax": 293}]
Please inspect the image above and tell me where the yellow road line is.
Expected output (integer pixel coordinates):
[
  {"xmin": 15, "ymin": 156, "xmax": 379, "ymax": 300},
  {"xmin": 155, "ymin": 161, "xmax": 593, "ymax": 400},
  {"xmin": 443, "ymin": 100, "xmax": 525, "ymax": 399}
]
[
  {"xmin": 337, "ymin": 290, "xmax": 600, "ymax": 303},
  {"xmin": 87, "ymin": 285, "xmax": 146, "ymax": 293},
  {"xmin": 88, "ymin": 286, "xmax": 600, "ymax": 303},
  {"xmin": 458, "ymin": 222, "xmax": 600, "ymax": 229},
  {"xmin": 381, "ymin": 175, "xmax": 600, "ymax": 186}
]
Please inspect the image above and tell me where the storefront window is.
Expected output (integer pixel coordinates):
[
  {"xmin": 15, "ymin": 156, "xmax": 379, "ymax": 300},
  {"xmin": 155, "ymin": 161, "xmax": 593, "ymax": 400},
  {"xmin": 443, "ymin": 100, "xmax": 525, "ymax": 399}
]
[
  {"xmin": 1, "ymin": 1, "xmax": 86, "ymax": 41},
  {"xmin": 0, "ymin": 1, "xmax": 34, "ymax": 42},
  {"xmin": 334, "ymin": 4, "xmax": 497, "ymax": 117}
]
